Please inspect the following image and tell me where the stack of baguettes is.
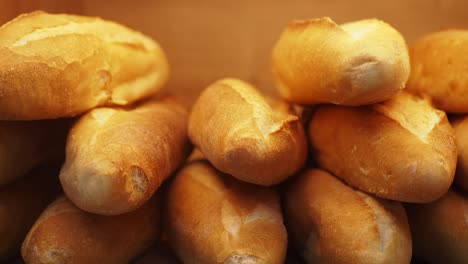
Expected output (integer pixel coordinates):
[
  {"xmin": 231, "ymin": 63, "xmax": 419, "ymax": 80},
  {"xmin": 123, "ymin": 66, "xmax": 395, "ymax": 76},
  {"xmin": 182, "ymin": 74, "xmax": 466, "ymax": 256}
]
[
  {"xmin": 0, "ymin": 10, "xmax": 467, "ymax": 264},
  {"xmin": 0, "ymin": 11, "xmax": 187, "ymax": 264}
]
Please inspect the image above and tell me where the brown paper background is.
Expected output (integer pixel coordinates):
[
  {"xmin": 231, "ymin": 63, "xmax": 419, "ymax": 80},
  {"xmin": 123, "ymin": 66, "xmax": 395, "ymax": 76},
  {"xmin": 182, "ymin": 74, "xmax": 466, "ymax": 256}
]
[{"xmin": 1, "ymin": 0, "xmax": 467, "ymax": 104}]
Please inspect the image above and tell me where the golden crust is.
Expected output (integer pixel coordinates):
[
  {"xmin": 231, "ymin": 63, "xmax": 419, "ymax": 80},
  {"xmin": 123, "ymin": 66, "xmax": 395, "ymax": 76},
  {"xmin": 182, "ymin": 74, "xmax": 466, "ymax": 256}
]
[
  {"xmin": 406, "ymin": 189, "xmax": 468, "ymax": 263},
  {"xmin": 407, "ymin": 30, "xmax": 468, "ymax": 113},
  {"xmin": 165, "ymin": 161, "xmax": 287, "ymax": 264},
  {"xmin": 188, "ymin": 78, "xmax": 307, "ymax": 186},
  {"xmin": 284, "ymin": 169, "xmax": 412, "ymax": 264},
  {"xmin": 272, "ymin": 17, "xmax": 409, "ymax": 105},
  {"xmin": 0, "ymin": 11, "xmax": 169, "ymax": 120},
  {"xmin": 308, "ymin": 92, "xmax": 457, "ymax": 202},
  {"xmin": 21, "ymin": 194, "xmax": 160, "ymax": 264},
  {"xmin": 60, "ymin": 96, "xmax": 190, "ymax": 215}
]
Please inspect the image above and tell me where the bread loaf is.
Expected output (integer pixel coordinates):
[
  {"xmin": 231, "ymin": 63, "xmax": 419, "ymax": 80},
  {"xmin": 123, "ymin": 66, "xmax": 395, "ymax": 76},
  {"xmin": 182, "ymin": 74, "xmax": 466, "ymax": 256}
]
[
  {"xmin": 60, "ymin": 96, "xmax": 190, "ymax": 215},
  {"xmin": 21, "ymin": 194, "xmax": 160, "ymax": 264},
  {"xmin": 0, "ymin": 119, "xmax": 69, "ymax": 186},
  {"xmin": 272, "ymin": 17, "xmax": 409, "ymax": 105},
  {"xmin": 0, "ymin": 11, "xmax": 168, "ymax": 120},
  {"xmin": 406, "ymin": 30, "xmax": 468, "ymax": 113},
  {"xmin": 165, "ymin": 161, "xmax": 287, "ymax": 264},
  {"xmin": 284, "ymin": 169, "xmax": 412, "ymax": 264},
  {"xmin": 309, "ymin": 92, "xmax": 457, "ymax": 202},
  {"xmin": 451, "ymin": 116, "xmax": 468, "ymax": 191},
  {"xmin": 188, "ymin": 78, "xmax": 307, "ymax": 186},
  {"xmin": 406, "ymin": 189, "xmax": 468, "ymax": 264},
  {"xmin": 0, "ymin": 165, "xmax": 61, "ymax": 261}
]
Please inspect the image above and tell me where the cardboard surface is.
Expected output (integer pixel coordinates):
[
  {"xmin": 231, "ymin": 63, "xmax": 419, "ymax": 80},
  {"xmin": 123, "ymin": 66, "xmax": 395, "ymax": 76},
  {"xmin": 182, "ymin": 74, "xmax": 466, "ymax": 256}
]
[{"xmin": 1, "ymin": 0, "xmax": 467, "ymax": 103}]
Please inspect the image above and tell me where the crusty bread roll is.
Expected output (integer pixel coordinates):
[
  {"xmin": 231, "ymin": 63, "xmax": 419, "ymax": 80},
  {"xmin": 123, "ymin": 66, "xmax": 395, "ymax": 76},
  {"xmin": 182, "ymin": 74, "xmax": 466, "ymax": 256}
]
[
  {"xmin": 284, "ymin": 169, "xmax": 412, "ymax": 264},
  {"xmin": 0, "ymin": 11, "xmax": 168, "ymax": 120},
  {"xmin": 21, "ymin": 194, "xmax": 160, "ymax": 264},
  {"xmin": 0, "ymin": 165, "xmax": 61, "ymax": 262},
  {"xmin": 0, "ymin": 119, "xmax": 69, "ymax": 186},
  {"xmin": 451, "ymin": 116, "xmax": 468, "ymax": 191},
  {"xmin": 272, "ymin": 17, "xmax": 409, "ymax": 105},
  {"xmin": 60, "ymin": 96, "xmax": 190, "ymax": 215},
  {"xmin": 309, "ymin": 91, "xmax": 457, "ymax": 202},
  {"xmin": 406, "ymin": 189, "xmax": 468, "ymax": 264},
  {"xmin": 166, "ymin": 161, "xmax": 287, "ymax": 264},
  {"xmin": 188, "ymin": 78, "xmax": 307, "ymax": 186},
  {"xmin": 406, "ymin": 30, "xmax": 468, "ymax": 113}
]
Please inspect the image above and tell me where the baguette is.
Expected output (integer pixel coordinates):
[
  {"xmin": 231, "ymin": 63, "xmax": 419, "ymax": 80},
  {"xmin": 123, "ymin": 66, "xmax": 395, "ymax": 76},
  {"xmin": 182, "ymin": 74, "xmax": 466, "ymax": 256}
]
[
  {"xmin": 165, "ymin": 161, "xmax": 287, "ymax": 264},
  {"xmin": 0, "ymin": 11, "xmax": 168, "ymax": 120},
  {"xmin": 406, "ymin": 189, "xmax": 468, "ymax": 264},
  {"xmin": 272, "ymin": 17, "xmax": 409, "ymax": 105},
  {"xmin": 21, "ymin": 194, "xmax": 160, "ymax": 264},
  {"xmin": 309, "ymin": 92, "xmax": 457, "ymax": 202},
  {"xmin": 0, "ymin": 119, "xmax": 69, "ymax": 186},
  {"xmin": 188, "ymin": 78, "xmax": 307, "ymax": 186},
  {"xmin": 451, "ymin": 116, "xmax": 468, "ymax": 191},
  {"xmin": 60, "ymin": 96, "xmax": 190, "ymax": 215},
  {"xmin": 406, "ymin": 30, "xmax": 468, "ymax": 113},
  {"xmin": 0, "ymin": 165, "xmax": 61, "ymax": 261},
  {"xmin": 284, "ymin": 169, "xmax": 412, "ymax": 264}
]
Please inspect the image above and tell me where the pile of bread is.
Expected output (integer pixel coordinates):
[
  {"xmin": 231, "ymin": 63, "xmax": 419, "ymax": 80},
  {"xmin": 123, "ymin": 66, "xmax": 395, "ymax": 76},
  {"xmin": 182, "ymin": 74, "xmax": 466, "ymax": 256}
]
[{"xmin": 0, "ymin": 11, "xmax": 466, "ymax": 264}]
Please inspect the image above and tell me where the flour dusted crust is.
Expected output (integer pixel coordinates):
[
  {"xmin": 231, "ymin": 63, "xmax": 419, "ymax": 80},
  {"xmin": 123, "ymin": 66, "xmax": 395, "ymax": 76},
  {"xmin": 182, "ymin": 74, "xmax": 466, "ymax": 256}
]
[
  {"xmin": 0, "ymin": 11, "xmax": 169, "ymax": 120},
  {"xmin": 60, "ymin": 96, "xmax": 190, "ymax": 215},
  {"xmin": 272, "ymin": 17, "xmax": 409, "ymax": 106},
  {"xmin": 309, "ymin": 92, "xmax": 457, "ymax": 202},
  {"xmin": 188, "ymin": 78, "xmax": 307, "ymax": 186},
  {"xmin": 407, "ymin": 30, "xmax": 468, "ymax": 113},
  {"xmin": 284, "ymin": 169, "xmax": 412, "ymax": 264},
  {"xmin": 166, "ymin": 161, "xmax": 287, "ymax": 264},
  {"xmin": 21, "ymin": 195, "xmax": 160, "ymax": 264}
]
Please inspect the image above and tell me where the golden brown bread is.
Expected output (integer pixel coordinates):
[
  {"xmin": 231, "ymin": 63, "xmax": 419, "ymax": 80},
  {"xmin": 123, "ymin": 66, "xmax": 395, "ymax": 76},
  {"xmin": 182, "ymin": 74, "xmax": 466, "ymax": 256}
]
[
  {"xmin": 21, "ymin": 194, "xmax": 160, "ymax": 264},
  {"xmin": 188, "ymin": 78, "xmax": 307, "ymax": 186},
  {"xmin": 406, "ymin": 189, "xmax": 468, "ymax": 264},
  {"xmin": 165, "ymin": 161, "xmax": 287, "ymax": 264},
  {"xmin": 309, "ymin": 92, "xmax": 457, "ymax": 202},
  {"xmin": 0, "ymin": 11, "xmax": 168, "ymax": 120},
  {"xmin": 451, "ymin": 116, "xmax": 468, "ymax": 191},
  {"xmin": 272, "ymin": 17, "xmax": 409, "ymax": 105},
  {"xmin": 406, "ymin": 30, "xmax": 468, "ymax": 113},
  {"xmin": 0, "ymin": 119, "xmax": 69, "ymax": 186},
  {"xmin": 284, "ymin": 169, "xmax": 412, "ymax": 264},
  {"xmin": 60, "ymin": 96, "xmax": 190, "ymax": 215},
  {"xmin": 0, "ymin": 165, "xmax": 61, "ymax": 262}
]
